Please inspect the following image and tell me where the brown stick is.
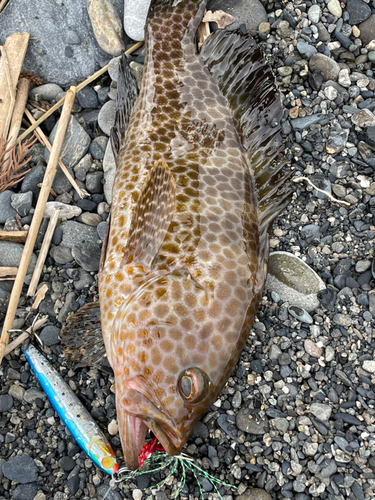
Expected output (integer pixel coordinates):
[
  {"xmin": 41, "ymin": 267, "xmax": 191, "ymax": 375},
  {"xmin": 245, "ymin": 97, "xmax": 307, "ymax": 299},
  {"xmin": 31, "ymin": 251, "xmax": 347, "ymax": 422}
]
[
  {"xmin": 27, "ymin": 210, "xmax": 60, "ymax": 296},
  {"xmin": 0, "ymin": 0, "xmax": 9, "ymax": 14},
  {"xmin": 19, "ymin": 41, "xmax": 143, "ymax": 142},
  {"xmin": 0, "ymin": 230, "xmax": 28, "ymax": 242},
  {"xmin": 0, "ymin": 33, "xmax": 29, "ymax": 139},
  {"xmin": 0, "ymin": 87, "xmax": 76, "ymax": 364},
  {"xmin": 0, "ymin": 267, "xmax": 17, "ymax": 279},
  {"xmin": 24, "ymin": 108, "xmax": 84, "ymax": 198}
]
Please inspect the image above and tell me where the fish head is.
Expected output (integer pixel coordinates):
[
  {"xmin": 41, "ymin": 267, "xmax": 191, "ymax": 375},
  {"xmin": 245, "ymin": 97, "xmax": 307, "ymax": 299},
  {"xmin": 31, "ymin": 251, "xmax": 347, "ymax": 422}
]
[{"xmin": 112, "ymin": 269, "xmax": 222, "ymax": 469}]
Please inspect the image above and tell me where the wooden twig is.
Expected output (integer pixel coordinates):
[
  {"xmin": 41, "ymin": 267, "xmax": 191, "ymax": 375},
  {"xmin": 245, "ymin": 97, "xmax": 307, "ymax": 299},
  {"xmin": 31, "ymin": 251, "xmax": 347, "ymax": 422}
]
[
  {"xmin": 0, "ymin": 0, "xmax": 9, "ymax": 14},
  {"xmin": 0, "ymin": 230, "xmax": 28, "ymax": 242},
  {"xmin": 27, "ymin": 210, "xmax": 60, "ymax": 296},
  {"xmin": 293, "ymin": 176, "xmax": 350, "ymax": 207},
  {"xmin": 0, "ymin": 267, "xmax": 17, "ymax": 279},
  {"xmin": 0, "ymin": 33, "xmax": 29, "ymax": 139},
  {"xmin": 19, "ymin": 41, "xmax": 143, "ymax": 142},
  {"xmin": 0, "ymin": 87, "xmax": 76, "ymax": 364},
  {"xmin": 2, "ymin": 78, "xmax": 30, "ymax": 169},
  {"xmin": 30, "ymin": 283, "xmax": 49, "ymax": 310},
  {"xmin": 4, "ymin": 316, "xmax": 48, "ymax": 356},
  {"xmin": 24, "ymin": 108, "xmax": 83, "ymax": 198}
]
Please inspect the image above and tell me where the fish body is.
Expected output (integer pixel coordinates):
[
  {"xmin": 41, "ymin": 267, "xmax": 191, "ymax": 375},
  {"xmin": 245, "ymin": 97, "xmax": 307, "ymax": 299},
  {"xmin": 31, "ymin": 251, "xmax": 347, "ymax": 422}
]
[
  {"xmin": 96, "ymin": 0, "xmax": 290, "ymax": 469},
  {"xmin": 23, "ymin": 345, "xmax": 118, "ymax": 475}
]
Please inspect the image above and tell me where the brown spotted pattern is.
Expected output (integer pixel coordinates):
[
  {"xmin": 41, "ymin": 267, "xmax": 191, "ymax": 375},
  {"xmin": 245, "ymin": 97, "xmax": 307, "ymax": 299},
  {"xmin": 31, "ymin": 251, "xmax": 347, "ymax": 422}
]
[{"xmin": 99, "ymin": 0, "xmax": 272, "ymax": 469}]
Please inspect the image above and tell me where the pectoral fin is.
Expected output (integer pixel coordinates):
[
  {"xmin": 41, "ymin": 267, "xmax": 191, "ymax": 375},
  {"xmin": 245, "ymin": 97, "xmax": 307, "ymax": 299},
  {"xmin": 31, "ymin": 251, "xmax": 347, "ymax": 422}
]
[{"xmin": 122, "ymin": 160, "xmax": 176, "ymax": 268}]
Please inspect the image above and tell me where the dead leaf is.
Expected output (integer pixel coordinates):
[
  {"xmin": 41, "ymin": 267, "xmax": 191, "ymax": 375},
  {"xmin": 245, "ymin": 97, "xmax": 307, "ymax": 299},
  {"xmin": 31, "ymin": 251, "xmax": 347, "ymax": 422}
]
[{"xmin": 202, "ymin": 9, "xmax": 236, "ymax": 29}]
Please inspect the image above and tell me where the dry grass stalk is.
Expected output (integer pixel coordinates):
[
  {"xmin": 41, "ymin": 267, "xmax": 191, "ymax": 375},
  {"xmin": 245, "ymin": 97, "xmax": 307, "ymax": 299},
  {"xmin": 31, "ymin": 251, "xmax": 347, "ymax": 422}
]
[
  {"xmin": 0, "ymin": 87, "xmax": 76, "ymax": 364},
  {"xmin": 20, "ymin": 40, "xmax": 144, "ymax": 142},
  {"xmin": 0, "ymin": 0, "xmax": 9, "ymax": 14},
  {"xmin": 0, "ymin": 230, "xmax": 28, "ymax": 242},
  {"xmin": 0, "ymin": 45, "xmax": 16, "ymax": 139},
  {"xmin": 0, "ymin": 136, "xmax": 36, "ymax": 193}
]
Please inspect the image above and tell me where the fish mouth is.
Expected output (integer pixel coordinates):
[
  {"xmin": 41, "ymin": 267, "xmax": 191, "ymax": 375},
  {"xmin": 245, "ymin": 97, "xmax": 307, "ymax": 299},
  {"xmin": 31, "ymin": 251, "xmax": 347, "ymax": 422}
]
[{"xmin": 119, "ymin": 379, "xmax": 189, "ymax": 468}]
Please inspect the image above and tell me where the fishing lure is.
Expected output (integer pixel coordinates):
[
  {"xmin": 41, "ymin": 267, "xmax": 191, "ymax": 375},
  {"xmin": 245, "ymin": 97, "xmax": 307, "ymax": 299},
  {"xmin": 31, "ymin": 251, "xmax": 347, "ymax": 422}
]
[{"xmin": 23, "ymin": 344, "xmax": 119, "ymax": 475}]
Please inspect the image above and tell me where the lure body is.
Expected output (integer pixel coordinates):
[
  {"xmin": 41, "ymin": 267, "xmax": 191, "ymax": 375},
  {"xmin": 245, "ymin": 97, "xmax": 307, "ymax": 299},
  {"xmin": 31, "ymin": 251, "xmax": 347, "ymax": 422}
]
[{"xmin": 23, "ymin": 344, "xmax": 118, "ymax": 475}]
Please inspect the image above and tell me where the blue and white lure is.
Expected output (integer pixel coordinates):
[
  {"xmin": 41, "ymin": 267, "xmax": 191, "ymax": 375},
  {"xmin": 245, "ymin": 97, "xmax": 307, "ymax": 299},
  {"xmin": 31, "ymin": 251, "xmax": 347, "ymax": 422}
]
[{"xmin": 23, "ymin": 344, "xmax": 119, "ymax": 475}]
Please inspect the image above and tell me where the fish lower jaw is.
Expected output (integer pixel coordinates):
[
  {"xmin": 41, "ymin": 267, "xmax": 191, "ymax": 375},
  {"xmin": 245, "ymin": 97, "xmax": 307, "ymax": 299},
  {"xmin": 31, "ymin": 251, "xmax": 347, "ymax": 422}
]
[{"xmin": 121, "ymin": 413, "xmax": 148, "ymax": 469}]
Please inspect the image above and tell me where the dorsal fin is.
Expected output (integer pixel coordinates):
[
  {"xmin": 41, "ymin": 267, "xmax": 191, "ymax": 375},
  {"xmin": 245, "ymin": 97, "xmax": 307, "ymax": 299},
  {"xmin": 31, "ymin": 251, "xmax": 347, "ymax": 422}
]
[
  {"xmin": 110, "ymin": 54, "xmax": 139, "ymax": 157},
  {"xmin": 200, "ymin": 30, "xmax": 292, "ymax": 244},
  {"xmin": 122, "ymin": 160, "xmax": 176, "ymax": 268}
]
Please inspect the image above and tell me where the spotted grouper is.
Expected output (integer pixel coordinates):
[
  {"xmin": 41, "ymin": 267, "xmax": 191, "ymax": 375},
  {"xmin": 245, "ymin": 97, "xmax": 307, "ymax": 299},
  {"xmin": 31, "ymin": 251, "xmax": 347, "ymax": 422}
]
[{"xmin": 62, "ymin": 0, "xmax": 292, "ymax": 469}]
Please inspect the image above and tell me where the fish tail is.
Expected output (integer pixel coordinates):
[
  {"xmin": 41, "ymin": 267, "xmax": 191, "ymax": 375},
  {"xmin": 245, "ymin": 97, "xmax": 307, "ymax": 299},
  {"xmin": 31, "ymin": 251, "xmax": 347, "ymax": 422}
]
[{"xmin": 147, "ymin": 0, "xmax": 207, "ymax": 44}]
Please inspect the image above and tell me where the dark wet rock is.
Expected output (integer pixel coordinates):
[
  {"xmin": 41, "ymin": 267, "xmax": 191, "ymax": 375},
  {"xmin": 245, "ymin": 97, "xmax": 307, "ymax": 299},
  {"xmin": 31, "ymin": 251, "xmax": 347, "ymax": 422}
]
[
  {"xmin": 77, "ymin": 86, "xmax": 99, "ymax": 109},
  {"xmin": 67, "ymin": 475, "xmax": 80, "ymax": 495},
  {"xmin": 89, "ymin": 136, "xmax": 109, "ymax": 160},
  {"xmin": 217, "ymin": 414, "xmax": 238, "ymax": 440},
  {"xmin": 0, "ymin": 190, "xmax": 17, "ymax": 223},
  {"xmin": 346, "ymin": 0, "xmax": 371, "ymax": 25},
  {"xmin": 21, "ymin": 165, "xmax": 45, "ymax": 196},
  {"xmin": 50, "ymin": 246, "xmax": 74, "ymax": 264},
  {"xmin": 0, "ymin": 0, "xmax": 124, "ymax": 85},
  {"xmin": 0, "ymin": 394, "xmax": 14, "ymax": 413},
  {"xmin": 2, "ymin": 454, "xmax": 38, "ymax": 483},
  {"xmin": 291, "ymin": 114, "xmax": 325, "ymax": 130},
  {"xmin": 86, "ymin": 171, "xmax": 104, "ymax": 194},
  {"xmin": 45, "ymin": 116, "xmax": 90, "ymax": 169},
  {"xmin": 0, "ymin": 242, "xmax": 37, "ymax": 274},
  {"xmin": 296, "ymin": 41, "xmax": 317, "ymax": 60},
  {"xmin": 334, "ymin": 413, "xmax": 361, "ymax": 425},
  {"xmin": 318, "ymin": 287, "xmax": 337, "ymax": 311},
  {"xmin": 72, "ymin": 245, "xmax": 100, "ymax": 272},
  {"xmin": 58, "ymin": 456, "xmax": 75, "ymax": 472},
  {"xmin": 12, "ymin": 483, "xmax": 38, "ymax": 500},
  {"xmin": 10, "ymin": 191, "xmax": 33, "ymax": 217},
  {"xmin": 39, "ymin": 325, "xmax": 60, "ymax": 346},
  {"xmin": 236, "ymin": 408, "xmax": 269, "ymax": 435}
]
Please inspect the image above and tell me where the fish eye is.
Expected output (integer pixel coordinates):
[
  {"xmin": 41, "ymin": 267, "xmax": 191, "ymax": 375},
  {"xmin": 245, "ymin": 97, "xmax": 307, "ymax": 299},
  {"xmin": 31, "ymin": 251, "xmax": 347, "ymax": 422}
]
[{"xmin": 177, "ymin": 368, "xmax": 210, "ymax": 403}]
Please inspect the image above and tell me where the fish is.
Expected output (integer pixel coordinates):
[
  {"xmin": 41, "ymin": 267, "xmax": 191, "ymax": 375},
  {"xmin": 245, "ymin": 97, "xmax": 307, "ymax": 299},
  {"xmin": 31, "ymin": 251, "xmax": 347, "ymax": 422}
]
[
  {"xmin": 23, "ymin": 344, "xmax": 119, "ymax": 475},
  {"xmin": 62, "ymin": 0, "xmax": 291, "ymax": 470}
]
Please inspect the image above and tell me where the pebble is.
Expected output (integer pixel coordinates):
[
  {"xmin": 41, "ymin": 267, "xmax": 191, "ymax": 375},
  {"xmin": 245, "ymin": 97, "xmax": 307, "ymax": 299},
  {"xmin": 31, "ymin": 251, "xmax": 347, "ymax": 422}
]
[
  {"xmin": 98, "ymin": 99, "xmax": 116, "ymax": 136},
  {"xmin": 308, "ymin": 5, "xmax": 321, "ymax": 24},
  {"xmin": 103, "ymin": 141, "xmax": 116, "ymax": 203},
  {"xmin": 87, "ymin": 0, "xmax": 125, "ymax": 56},
  {"xmin": 310, "ymin": 403, "xmax": 332, "ymax": 422},
  {"xmin": 45, "ymin": 116, "xmax": 90, "ymax": 168},
  {"xmin": 363, "ymin": 360, "xmax": 375, "ymax": 373},
  {"xmin": 304, "ymin": 339, "xmax": 323, "ymax": 358},
  {"xmin": 0, "ymin": 190, "xmax": 17, "ymax": 223},
  {"xmin": 39, "ymin": 325, "xmax": 60, "ymax": 346},
  {"xmin": 309, "ymin": 54, "xmax": 340, "ymax": 81},
  {"xmin": 266, "ymin": 252, "xmax": 326, "ymax": 312},
  {"xmin": 77, "ymin": 86, "xmax": 99, "ymax": 109},
  {"xmin": 0, "ymin": 394, "xmax": 14, "ymax": 413},
  {"xmin": 236, "ymin": 408, "xmax": 269, "ymax": 435},
  {"xmin": 44, "ymin": 201, "xmax": 82, "ymax": 219},
  {"xmin": 346, "ymin": 0, "xmax": 371, "ymax": 25},
  {"xmin": 29, "ymin": 83, "xmax": 63, "ymax": 101},
  {"xmin": 351, "ymin": 109, "xmax": 375, "ymax": 128},
  {"xmin": 2, "ymin": 454, "xmax": 38, "ymax": 483},
  {"xmin": 327, "ymin": 0, "xmax": 342, "ymax": 18},
  {"xmin": 0, "ymin": 241, "xmax": 37, "ymax": 274},
  {"xmin": 10, "ymin": 191, "xmax": 33, "ymax": 217}
]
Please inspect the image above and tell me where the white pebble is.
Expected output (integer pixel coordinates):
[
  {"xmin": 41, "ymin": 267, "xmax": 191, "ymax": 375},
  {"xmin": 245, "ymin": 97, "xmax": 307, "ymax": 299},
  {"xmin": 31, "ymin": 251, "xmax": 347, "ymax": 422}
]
[
  {"xmin": 108, "ymin": 419, "xmax": 118, "ymax": 435},
  {"xmin": 132, "ymin": 489, "xmax": 142, "ymax": 500}
]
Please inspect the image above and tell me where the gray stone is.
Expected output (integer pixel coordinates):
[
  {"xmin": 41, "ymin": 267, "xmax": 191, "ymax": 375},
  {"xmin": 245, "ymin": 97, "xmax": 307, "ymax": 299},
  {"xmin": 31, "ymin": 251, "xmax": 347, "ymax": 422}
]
[
  {"xmin": 89, "ymin": 136, "xmax": 108, "ymax": 160},
  {"xmin": 77, "ymin": 87, "xmax": 99, "ymax": 109},
  {"xmin": 23, "ymin": 387, "xmax": 47, "ymax": 403},
  {"xmin": 0, "ymin": 0, "xmax": 124, "ymax": 86},
  {"xmin": 0, "ymin": 394, "xmax": 14, "ymax": 413},
  {"xmin": 88, "ymin": 0, "xmax": 125, "ymax": 56},
  {"xmin": 72, "ymin": 269, "xmax": 95, "ymax": 291},
  {"xmin": 21, "ymin": 165, "xmax": 45, "ymax": 195},
  {"xmin": 39, "ymin": 325, "xmax": 60, "ymax": 346},
  {"xmin": 98, "ymin": 99, "xmax": 116, "ymax": 136},
  {"xmin": 288, "ymin": 306, "xmax": 313, "ymax": 325},
  {"xmin": 266, "ymin": 252, "xmax": 326, "ymax": 312},
  {"xmin": 347, "ymin": 0, "xmax": 371, "ymax": 25},
  {"xmin": 236, "ymin": 490, "xmax": 272, "ymax": 500},
  {"xmin": 0, "ymin": 190, "xmax": 16, "ymax": 223},
  {"xmin": 29, "ymin": 83, "xmax": 64, "ymax": 102},
  {"xmin": 351, "ymin": 109, "xmax": 375, "ymax": 128},
  {"xmin": 2, "ymin": 454, "xmax": 38, "ymax": 483},
  {"xmin": 358, "ymin": 15, "xmax": 375, "ymax": 45},
  {"xmin": 13, "ymin": 483, "xmax": 38, "ymax": 500},
  {"xmin": 97, "ymin": 221, "xmax": 108, "ymax": 241},
  {"xmin": 310, "ymin": 403, "xmax": 332, "ymax": 422},
  {"xmin": 11, "ymin": 191, "xmax": 33, "ymax": 217},
  {"xmin": 291, "ymin": 114, "xmax": 325, "ymax": 130},
  {"xmin": 45, "ymin": 116, "xmax": 90, "ymax": 168},
  {"xmin": 71, "ymin": 245, "xmax": 100, "ymax": 272},
  {"xmin": 207, "ymin": 0, "xmax": 268, "ymax": 35},
  {"xmin": 0, "ymin": 242, "xmax": 36, "ymax": 274},
  {"xmin": 49, "ymin": 246, "xmax": 74, "ymax": 264},
  {"xmin": 308, "ymin": 5, "xmax": 321, "ymax": 24},
  {"xmin": 363, "ymin": 360, "xmax": 375, "ymax": 373},
  {"xmin": 309, "ymin": 54, "xmax": 340, "ymax": 81},
  {"xmin": 320, "ymin": 460, "xmax": 337, "ymax": 478},
  {"xmin": 236, "ymin": 407, "xmax": 269, "ymax": 435},
  {"xmin": 297, "ymin": 41, "xmax": 317, "ymax": 60},
  {"xmin": 326, "ymin": 126, "xmax": 349, "ymax": 154},
  {"xmin": 65, "ymin": 30, "xmax": 81, "ymax": 45},
  {"xmin": 86, "ymin": 171, "xmax": 104, "ymax": 194}
]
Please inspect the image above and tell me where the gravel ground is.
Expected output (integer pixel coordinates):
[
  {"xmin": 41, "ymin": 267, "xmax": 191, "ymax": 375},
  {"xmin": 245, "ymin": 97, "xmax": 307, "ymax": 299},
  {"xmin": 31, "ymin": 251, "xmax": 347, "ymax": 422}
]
[{"xmin": 1, "ymin": 0, "xmax": 375, "ymax": 499}]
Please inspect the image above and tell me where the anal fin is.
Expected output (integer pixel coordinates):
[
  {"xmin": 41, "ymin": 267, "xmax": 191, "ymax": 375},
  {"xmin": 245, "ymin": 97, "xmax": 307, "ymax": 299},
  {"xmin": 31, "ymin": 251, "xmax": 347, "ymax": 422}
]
[
  {"xmin": 122, "ymin": 160, "xmax": 176, "ymax": 268},
  {"xmin": 60, "ymin": 302, "xmax": 106, "ymax": 369}
]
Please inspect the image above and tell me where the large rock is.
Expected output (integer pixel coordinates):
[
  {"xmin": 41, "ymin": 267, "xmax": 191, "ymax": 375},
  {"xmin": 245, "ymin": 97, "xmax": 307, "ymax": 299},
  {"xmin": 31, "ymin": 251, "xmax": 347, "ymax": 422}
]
[
  {"xmin": 266, "ymin": 251, "xmax": 326, "ymax": 312},
  {"xmin": 44, "ymin": 116, "xmax": 90, "ymax": 169},
  {"xmin": 207, "ymin": 0, "xmax": 268, "ymax": 34},
  {"xmin": 0, "ymin": 0, "xmax": 123, "ymax": 86},
  {"xmin": 309, "ymin": 53, "xmax": 340, "ymax": 81},
  {"xmin": 358, "ymin": 15, "xmax": 375, "ymax": 46}
]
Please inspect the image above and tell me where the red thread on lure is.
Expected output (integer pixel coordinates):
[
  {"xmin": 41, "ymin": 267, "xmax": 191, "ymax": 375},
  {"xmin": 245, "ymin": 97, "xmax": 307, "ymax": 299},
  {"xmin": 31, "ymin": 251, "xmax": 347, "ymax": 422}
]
[{"xmin": 138, "ymin": 437, "xmax": 165, "ymax": 468}]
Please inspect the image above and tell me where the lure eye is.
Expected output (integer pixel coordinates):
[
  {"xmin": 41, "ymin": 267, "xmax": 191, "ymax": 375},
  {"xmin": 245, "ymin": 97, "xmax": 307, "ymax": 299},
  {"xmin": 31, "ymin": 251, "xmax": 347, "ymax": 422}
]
[{"xmin": 178, "ymin": 368, "xmax": 210, "ymax": 403}]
